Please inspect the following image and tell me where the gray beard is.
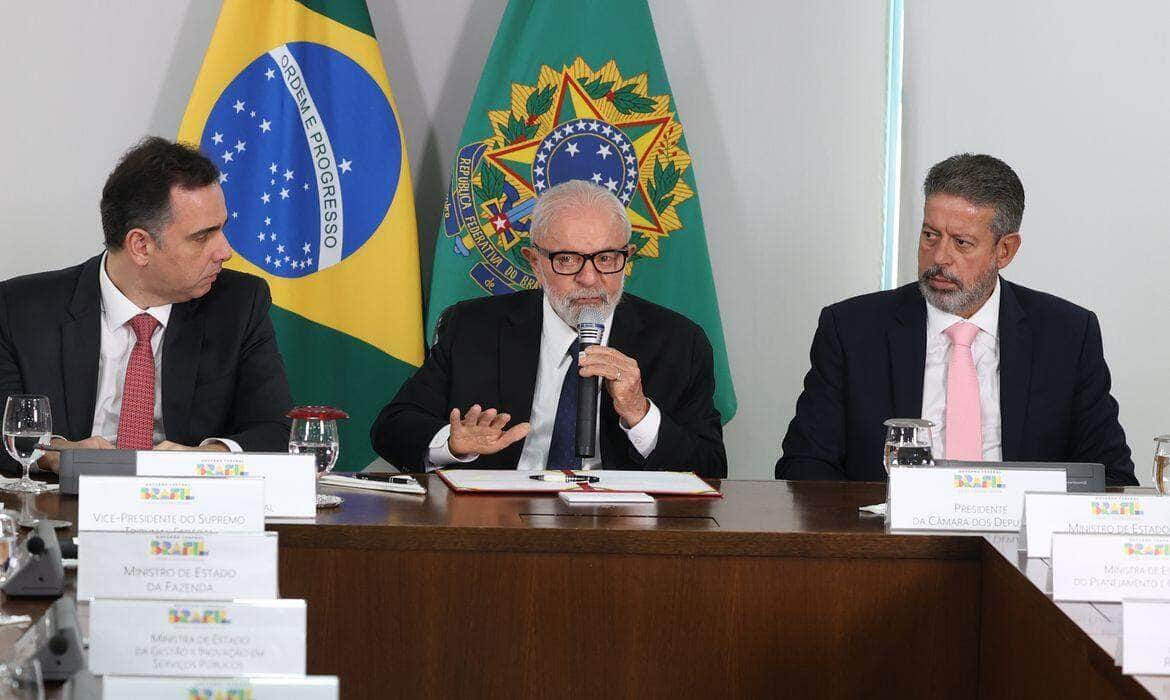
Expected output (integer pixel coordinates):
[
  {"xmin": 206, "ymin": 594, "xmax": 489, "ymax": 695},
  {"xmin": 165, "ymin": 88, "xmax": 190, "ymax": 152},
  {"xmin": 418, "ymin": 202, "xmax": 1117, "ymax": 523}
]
[
  {"xmin": 919, "ymin": 261, "xmax": 999, "ymax": 317},
  {"xmin": 546, "ymin": 286, "xmax": 623, "ymax": 327}
]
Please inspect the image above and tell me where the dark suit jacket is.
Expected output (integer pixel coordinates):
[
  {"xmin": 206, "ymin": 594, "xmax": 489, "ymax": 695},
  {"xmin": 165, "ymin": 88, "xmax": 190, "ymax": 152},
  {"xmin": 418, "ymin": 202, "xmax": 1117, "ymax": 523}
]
[
  {"xmin": 0, "ymin": 254, "xmax": 293, "ymax": 473},
  {"xmin": 371, "ymin": 290, "xmax": 727, "ymax": 477},
  {"xmin": 776, "ymin": 279, "xmax": 1137, "ymax": 486}
]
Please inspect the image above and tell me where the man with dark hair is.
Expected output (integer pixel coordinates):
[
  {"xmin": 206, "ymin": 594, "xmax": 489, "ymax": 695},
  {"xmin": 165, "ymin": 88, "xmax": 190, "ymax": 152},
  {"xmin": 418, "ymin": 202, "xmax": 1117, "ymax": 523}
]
[
  {"xmin": 0, "ymin": 137, "xmax": 293, "ymax": 474},
  {"xmin": 777, "ymin": 153, "xmax": 1136, "ymax": 485}
]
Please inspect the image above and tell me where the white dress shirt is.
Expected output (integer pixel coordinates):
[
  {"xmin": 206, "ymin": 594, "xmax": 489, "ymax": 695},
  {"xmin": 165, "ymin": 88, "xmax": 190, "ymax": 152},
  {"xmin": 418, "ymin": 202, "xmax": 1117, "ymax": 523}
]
[
  {"xmin": 92, "ymin": 254, "xmax": 240, "ymax": 452},
  {"xmin": 921, "ymin": 279, "xmax": 1002, "ymax": 461},
  {"xmin": 427, "ymin": 295, "xmax": 661, "ymax": 469}
]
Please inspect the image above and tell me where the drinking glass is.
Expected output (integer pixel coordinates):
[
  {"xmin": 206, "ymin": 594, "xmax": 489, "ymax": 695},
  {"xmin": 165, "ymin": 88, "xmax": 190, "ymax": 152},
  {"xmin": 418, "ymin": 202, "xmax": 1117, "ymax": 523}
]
[
  {"xmin": 287, "ymin": 406, "xmax": 348, "ymax": 509},
  {"xmin": 1, "ymin": 397, "xmax": 51, "ymax": 494},
  {"xmin": 883, "ymin": 418, "xmax": 935, "ymax": 474},
  {"xmin": 0, "ymin": 658, "xmax": 43, "ymax": 700},
  {"xmin": 0, "ymin": 514, "xmax": 30, "ymax": 627},
  {"xmin": 1153, "ymin": 435, "xmax": 1170, "ymax": 495}
]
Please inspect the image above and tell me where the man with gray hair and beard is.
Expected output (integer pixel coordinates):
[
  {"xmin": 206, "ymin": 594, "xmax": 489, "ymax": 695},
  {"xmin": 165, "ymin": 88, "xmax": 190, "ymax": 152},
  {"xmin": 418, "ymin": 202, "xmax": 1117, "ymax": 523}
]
[
  {"xmin": 776, "ymin": 153, "xmax": 1137, "ymax": 485},
  {"xmin": 371, "ymin": 180, "xmax": 727, "ymax": 477}
]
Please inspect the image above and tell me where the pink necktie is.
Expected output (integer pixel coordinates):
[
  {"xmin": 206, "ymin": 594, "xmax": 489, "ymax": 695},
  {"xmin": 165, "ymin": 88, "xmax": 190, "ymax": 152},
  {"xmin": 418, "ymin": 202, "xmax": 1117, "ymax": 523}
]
[
  {"xmin": 116, "ymin": 313, "xmax": 159, "ymax": 450},
  {"xmin": 944, "ymin": 321, "xmax": 982, "ymax": 460}
]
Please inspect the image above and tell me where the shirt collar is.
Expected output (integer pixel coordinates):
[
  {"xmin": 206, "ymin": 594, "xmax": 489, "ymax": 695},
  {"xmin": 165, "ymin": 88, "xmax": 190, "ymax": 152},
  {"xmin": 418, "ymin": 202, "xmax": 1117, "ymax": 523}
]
[
  {"xmin": 99, "ymin": 252, "xmax": 172, "ymax": 333},
  {"xmin": 540, "ymin": 294, "xmax": 616, "ymax": 355},
  {"xmin": 925, "ymin": 276, "xmax": 1001, "ymax": 342}
]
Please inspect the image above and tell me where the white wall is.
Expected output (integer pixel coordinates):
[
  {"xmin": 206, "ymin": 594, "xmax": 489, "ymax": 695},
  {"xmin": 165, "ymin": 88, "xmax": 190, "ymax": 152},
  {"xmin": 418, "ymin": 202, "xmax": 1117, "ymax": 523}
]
[
  {"xmin": 900, "ymin": 0, "xmax": 1169, "ymax": 484},
  {"xmin": 0, "ymin": 1, "xmax": 889, "ymax": 479}
]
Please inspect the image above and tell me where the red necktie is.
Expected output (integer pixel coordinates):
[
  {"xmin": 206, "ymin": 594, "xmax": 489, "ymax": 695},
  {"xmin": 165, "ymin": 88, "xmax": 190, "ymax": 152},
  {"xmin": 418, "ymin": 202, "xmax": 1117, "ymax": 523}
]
[{"xmin": 116, "ymin": 313, "xmax": 159, "ymax": 450}]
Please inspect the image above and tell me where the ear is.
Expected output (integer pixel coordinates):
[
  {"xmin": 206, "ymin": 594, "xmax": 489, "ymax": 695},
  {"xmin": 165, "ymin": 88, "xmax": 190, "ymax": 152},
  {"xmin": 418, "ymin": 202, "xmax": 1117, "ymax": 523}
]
[
  {"xmin": 995, "ymin": 232, "xmax": 1021, "ymax": 270},
  {"xmin": 521, "ymin": 246, "xmax": 545, "ymax": 287},
  {"xmin": 122, "ymin": 228, "xmax": 157, "ymax": 267}
]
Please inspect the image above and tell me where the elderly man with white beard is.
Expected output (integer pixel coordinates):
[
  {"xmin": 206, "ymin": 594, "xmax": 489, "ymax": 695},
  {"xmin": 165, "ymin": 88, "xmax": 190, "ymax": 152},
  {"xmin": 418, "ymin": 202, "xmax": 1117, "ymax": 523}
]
[{"xmin": 371, "ymin": 180, "xmax": 727, "ymax": 477}]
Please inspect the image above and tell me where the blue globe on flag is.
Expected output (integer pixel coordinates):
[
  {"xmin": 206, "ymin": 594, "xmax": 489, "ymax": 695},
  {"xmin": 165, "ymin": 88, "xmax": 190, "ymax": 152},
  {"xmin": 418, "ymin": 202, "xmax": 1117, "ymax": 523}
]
[{"xmin": 201, "ymin": 41, "xmax": 402, "ymax": 279}]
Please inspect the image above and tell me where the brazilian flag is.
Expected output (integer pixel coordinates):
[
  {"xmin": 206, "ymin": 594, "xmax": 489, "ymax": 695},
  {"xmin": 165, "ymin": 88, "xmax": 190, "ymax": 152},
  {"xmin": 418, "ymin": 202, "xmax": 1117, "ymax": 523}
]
[
  {"xmin": 179, "ymin": 0, "xmax": 423, "ymax": 470},
  {"xmin": 431, "ymin": 0, "xmax": 737, "ymax": 422}
]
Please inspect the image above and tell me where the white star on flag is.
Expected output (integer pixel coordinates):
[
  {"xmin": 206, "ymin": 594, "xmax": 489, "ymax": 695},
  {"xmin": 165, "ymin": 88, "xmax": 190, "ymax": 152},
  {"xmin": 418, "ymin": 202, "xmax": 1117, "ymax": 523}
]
[
  {"xmin": 565, "ymin": 143, "xmax": 580, "ymax": 157},
  {"xmin": 604, "ymin": 178, "xmax": 618, "ymax": 191},
  {"xmin": 588, "ymin": 122, "xmax": 599, "ymax": 131},
  {"xmin": 211, "ymin": 132, "xmax": 224, "ymax": 145},
  {"xmin": 265, "ymin": 68, "xmax": 275, "ymax": 80},
  {"xmin": 591, "ymin": 172, "xmax": 603, "ymax": 184},
  {"xmin": 259, "ymin": 119, "xmax": 272, "ymax": 133},
  {"xmin": 274, "ymin": 259, "xmax": 281, "ymax": 268},
  {"xmin": 306, "ymin": 257, "xmax": 313, "ymax": 266},
  {"xmin": 260, "ymin": 192, "xmax": 271, "ymax": 204},
  {"xmin": 339, "ymin": 159, "xmax": 353, "ymax": 173},
  {"xmin": 601, "ymin": 125, "xmax": 612, "ymax": 135},
  {"xmin": 257, "ymin": 233, "xmax": 265, "ymax": 241},
  {"xmin": 625, "ymin": 154, "xmax": 636, "ymax": 165},
  {"xmin": 283, "ymin": 255, "xmax": 290, "ymax": 262},
  {"xmin": 277, "ymin": 244, "xmax": 285, "ymax": 254},
  {"xmin": 283, "ymin": 169, "xmax": 294, "ymax": 181},
  {"xmin": 233, "ymin": 100, "xmax": 245, "ymax": 113},
  {"xmin": 302, "ymin": 183, "xmax": 310, "ymax": 190},
  {"xmin": 249, "ymin": 110, "xmax": 256, "ymax": 117},
  {"xmin": 264, "ymin": 217, "xmax": 271, "ymax": 226},
  {"xmin": 218, "ymin": 173, "xmax": 228, "ymax": 184},
  {"xmin": 221, "ymin": 151, "xmax": 233, "ymax": 163},
  {"xmin": 269, "ymin": 163, "xmax": 277, "ymax": 174},
  {"xmin": 534, "ymin": 166, "xmax": 544, "ymax": 176},
  {"xmin": 279, "ymin": 188, "xmax": 289, "ymax": 200},
  {"xmin": 620, "ymin": 142, "xmax": 631, "ymax": 152},
  {"xmin": 265, "ymin": 255, "xmax": 271, "ymax": 263},
  {"xmin": 231, "ymin": 211, "xmax": 238, "ymax": 219},
  {"xmin": 269, "ymin": 233, "xmax": 276, "ymax": 241},
  {"xmin": 302, "ymin": 243, "xmax": 311, "ymax": 253},
  {"xmin": 597, "ymin": 144, "xmax": 612, "ymax": 159},
  {"xmin": 492, "ymin": 216, "xmax": 507, "ymax": 231},
  {"xmin": 269, "ymin": 179, "xmax": 275, "ymax": 186},
  {"xmin": 536, "ymin": 153, "xmax": 546, "ymax": 163},
  {"xmin": 234, "ymin": 140, "xmax": 246, "ymax": 153}
]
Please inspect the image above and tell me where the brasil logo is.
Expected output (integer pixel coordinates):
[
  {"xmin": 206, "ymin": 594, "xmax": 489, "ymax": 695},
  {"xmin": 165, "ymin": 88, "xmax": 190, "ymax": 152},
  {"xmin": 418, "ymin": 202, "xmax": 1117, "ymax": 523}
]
[
  {"xmin": 169, "ymin": 608, "xmax": 232, "ymax": 625},
  {"xmin": 953, "ymin": 473, "xmax": 1006, "ymax": 489},
  {"xmin": 443, "ymin": 58, "xmax": 693, "ymax": 294},
  {"xmin": 150, "ymin": 539, "xmax": 210, "ymax": 558},
  {"xmin": 199, "ymin": 42, "xmax": 401, "ymax": 279},
  {"xmin": 195, "ymin": 462, "xmax": 248, "ymax": 477},
  {"xmin": 140, "ymin": 486, "xmax": 195, "ymax": 501},
  {"xmin": 1124, "ymin": 542, "xmax": 1170, "ymax": 556},
  {"xmin": 1092, "ymin": 500, "xmax": 1143, "ymax": 516}
]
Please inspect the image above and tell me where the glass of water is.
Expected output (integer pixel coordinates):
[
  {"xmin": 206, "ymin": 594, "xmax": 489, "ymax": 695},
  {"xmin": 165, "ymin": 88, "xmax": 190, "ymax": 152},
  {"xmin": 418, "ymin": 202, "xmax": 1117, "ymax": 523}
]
[
  {"xmin": 1153, "ymin": 435, "xmax": 1170, "ymax": 495},
  {"xmin": 2, "ymin": 397, "xmax": 51, "ymax": 494},
  {"xmin": 287, "ymin": 406, "xmax": 348, "ymax": 509},
  {"xmin": 0, "ymin": 657, "xmax": 43, "ymax": 700},
  {"xmin": 883, "ymin": 418, "xmax": 935, "ymax": 474}
]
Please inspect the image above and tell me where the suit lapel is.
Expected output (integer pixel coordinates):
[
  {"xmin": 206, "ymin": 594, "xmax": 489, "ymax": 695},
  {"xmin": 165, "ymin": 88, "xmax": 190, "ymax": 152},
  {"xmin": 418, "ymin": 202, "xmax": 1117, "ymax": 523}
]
[
  {"xmin": 161, "ymin": 300, "xmax": 204, "ymax": 443},
  {"xmin": 498, "ymin": 293, "xmax": 542, "ymax": 424},
  {"xmin": 600, "ymin": 298, "xmax": 644, "ymax": 463},
  {"xmin": 61, "ymin": 256, "xmax": 103, "ymax": 439},
  {"xmin": 887, "ymin": 286, "xmax": 927, "ymax": 419},
  {"xmin": 997, "ymin": 279, "xmax": 1031, "ymax": 459}
]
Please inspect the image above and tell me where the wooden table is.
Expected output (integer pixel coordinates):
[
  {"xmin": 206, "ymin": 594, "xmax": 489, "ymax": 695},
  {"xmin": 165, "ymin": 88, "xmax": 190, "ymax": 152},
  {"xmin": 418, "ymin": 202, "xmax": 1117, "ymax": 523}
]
[{"xmin": 1, "ymin": 478, "xmax": 1163, "ymax": 698}]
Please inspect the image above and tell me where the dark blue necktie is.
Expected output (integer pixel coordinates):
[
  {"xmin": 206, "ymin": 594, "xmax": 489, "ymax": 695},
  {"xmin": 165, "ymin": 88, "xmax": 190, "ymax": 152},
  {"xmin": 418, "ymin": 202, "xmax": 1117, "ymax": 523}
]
[{"xmin": 546, "ymin": 340, "xmax": 581, "ymax": 469}]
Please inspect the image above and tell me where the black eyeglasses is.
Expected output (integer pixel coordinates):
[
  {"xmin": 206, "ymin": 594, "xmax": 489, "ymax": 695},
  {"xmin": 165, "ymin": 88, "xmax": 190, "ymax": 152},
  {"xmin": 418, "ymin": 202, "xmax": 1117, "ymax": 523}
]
[{"xmin": 531, "ymin": 245, "xmax": 630, "ymax": 275}]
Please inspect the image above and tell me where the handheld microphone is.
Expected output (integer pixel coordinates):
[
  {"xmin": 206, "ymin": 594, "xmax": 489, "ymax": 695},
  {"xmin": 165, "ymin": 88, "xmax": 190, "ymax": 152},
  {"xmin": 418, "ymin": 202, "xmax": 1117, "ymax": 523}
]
[{"xmin": 575, "ymin": 307, "xmax": 606, "ymax": 458}]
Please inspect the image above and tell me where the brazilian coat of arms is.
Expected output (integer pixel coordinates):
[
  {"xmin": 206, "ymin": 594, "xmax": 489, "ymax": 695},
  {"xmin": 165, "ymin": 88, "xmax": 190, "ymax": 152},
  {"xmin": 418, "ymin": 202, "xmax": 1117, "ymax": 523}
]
[{"xmin": 442, "ymin": 58, "xmax": 694, "ymax": 294}]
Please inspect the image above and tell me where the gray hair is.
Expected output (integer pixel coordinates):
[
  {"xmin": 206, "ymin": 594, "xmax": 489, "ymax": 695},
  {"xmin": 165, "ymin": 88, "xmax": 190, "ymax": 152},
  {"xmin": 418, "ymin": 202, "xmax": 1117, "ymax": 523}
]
[
  {"xmin": 923, "ymin": 153, "xmax": 1025, "ymax": 240},
  {"xmin": 529, "ymin": 180, "xmax": 632, "ymax": 247}
]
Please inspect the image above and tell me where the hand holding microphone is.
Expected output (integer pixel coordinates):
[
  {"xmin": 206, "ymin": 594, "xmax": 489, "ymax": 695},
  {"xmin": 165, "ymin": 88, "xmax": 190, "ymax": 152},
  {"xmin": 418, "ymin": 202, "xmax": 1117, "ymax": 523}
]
[{"xmin": 575, "ymin": 308, "xmax": 648, "ymax": 435}]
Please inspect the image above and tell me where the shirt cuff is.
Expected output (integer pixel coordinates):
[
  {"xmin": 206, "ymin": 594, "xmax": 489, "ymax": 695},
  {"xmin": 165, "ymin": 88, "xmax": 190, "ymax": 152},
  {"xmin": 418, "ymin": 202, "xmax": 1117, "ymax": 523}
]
[
  {"xmin": 620, "ymin": 399, "xmax": 661, "ymax": 458},
  {"xmin": 200, "ymin": 438, "xmax": 243, "ymax": 453},
  {"xmin": 424, "ymin": 424, "xmax": 479, "ymax": 471}
]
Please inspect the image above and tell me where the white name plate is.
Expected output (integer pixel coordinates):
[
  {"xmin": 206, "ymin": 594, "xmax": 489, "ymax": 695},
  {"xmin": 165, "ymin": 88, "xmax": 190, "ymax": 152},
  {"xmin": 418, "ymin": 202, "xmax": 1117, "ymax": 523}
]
[
  {"xmin": 76, "ymin": 531, "xmax": 278, "ymax": 600},
  {"xmin": 88, "ymin": 599, "xmax": 306, "ymax": 677},
  {"xmin": 102, "ymin": 675, "xmax": 338, "ymax": 699},
  {"xmin": 137, "ymin": 451, "xmax": 316, "ymax": 518},
  {"xmin": 1052, "ymin": 533, "xmax": 1170, "ymax": 602},
  {"xmin": 1121, "ymin": 600, "xmax": 1170, "ymax": 675},
  {"xmin": 79, "ymin": 475, "xmax": 266, "ymax": 533},
  {"xmin": 1021, "ymin": 492, "xmax": 1170, "ymax": 557},
  {"xmin": 888, "ymin": 466, "xmax": 1067, "ymax": 531}
]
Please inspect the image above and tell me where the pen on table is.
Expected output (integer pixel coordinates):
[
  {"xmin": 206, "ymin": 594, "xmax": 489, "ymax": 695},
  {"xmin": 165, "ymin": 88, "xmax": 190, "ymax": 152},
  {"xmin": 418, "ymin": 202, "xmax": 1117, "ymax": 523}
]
[
  {"xmin": 34, "ymin": 444, "xmax": 62, "ymax": 453},
  {"xmin": 529, "ymin": 473, "xmax": 600, "ymax": 483},
  {"xmin": 355, "ymin": 473, "xmax": 418, "ymax": 485}
]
